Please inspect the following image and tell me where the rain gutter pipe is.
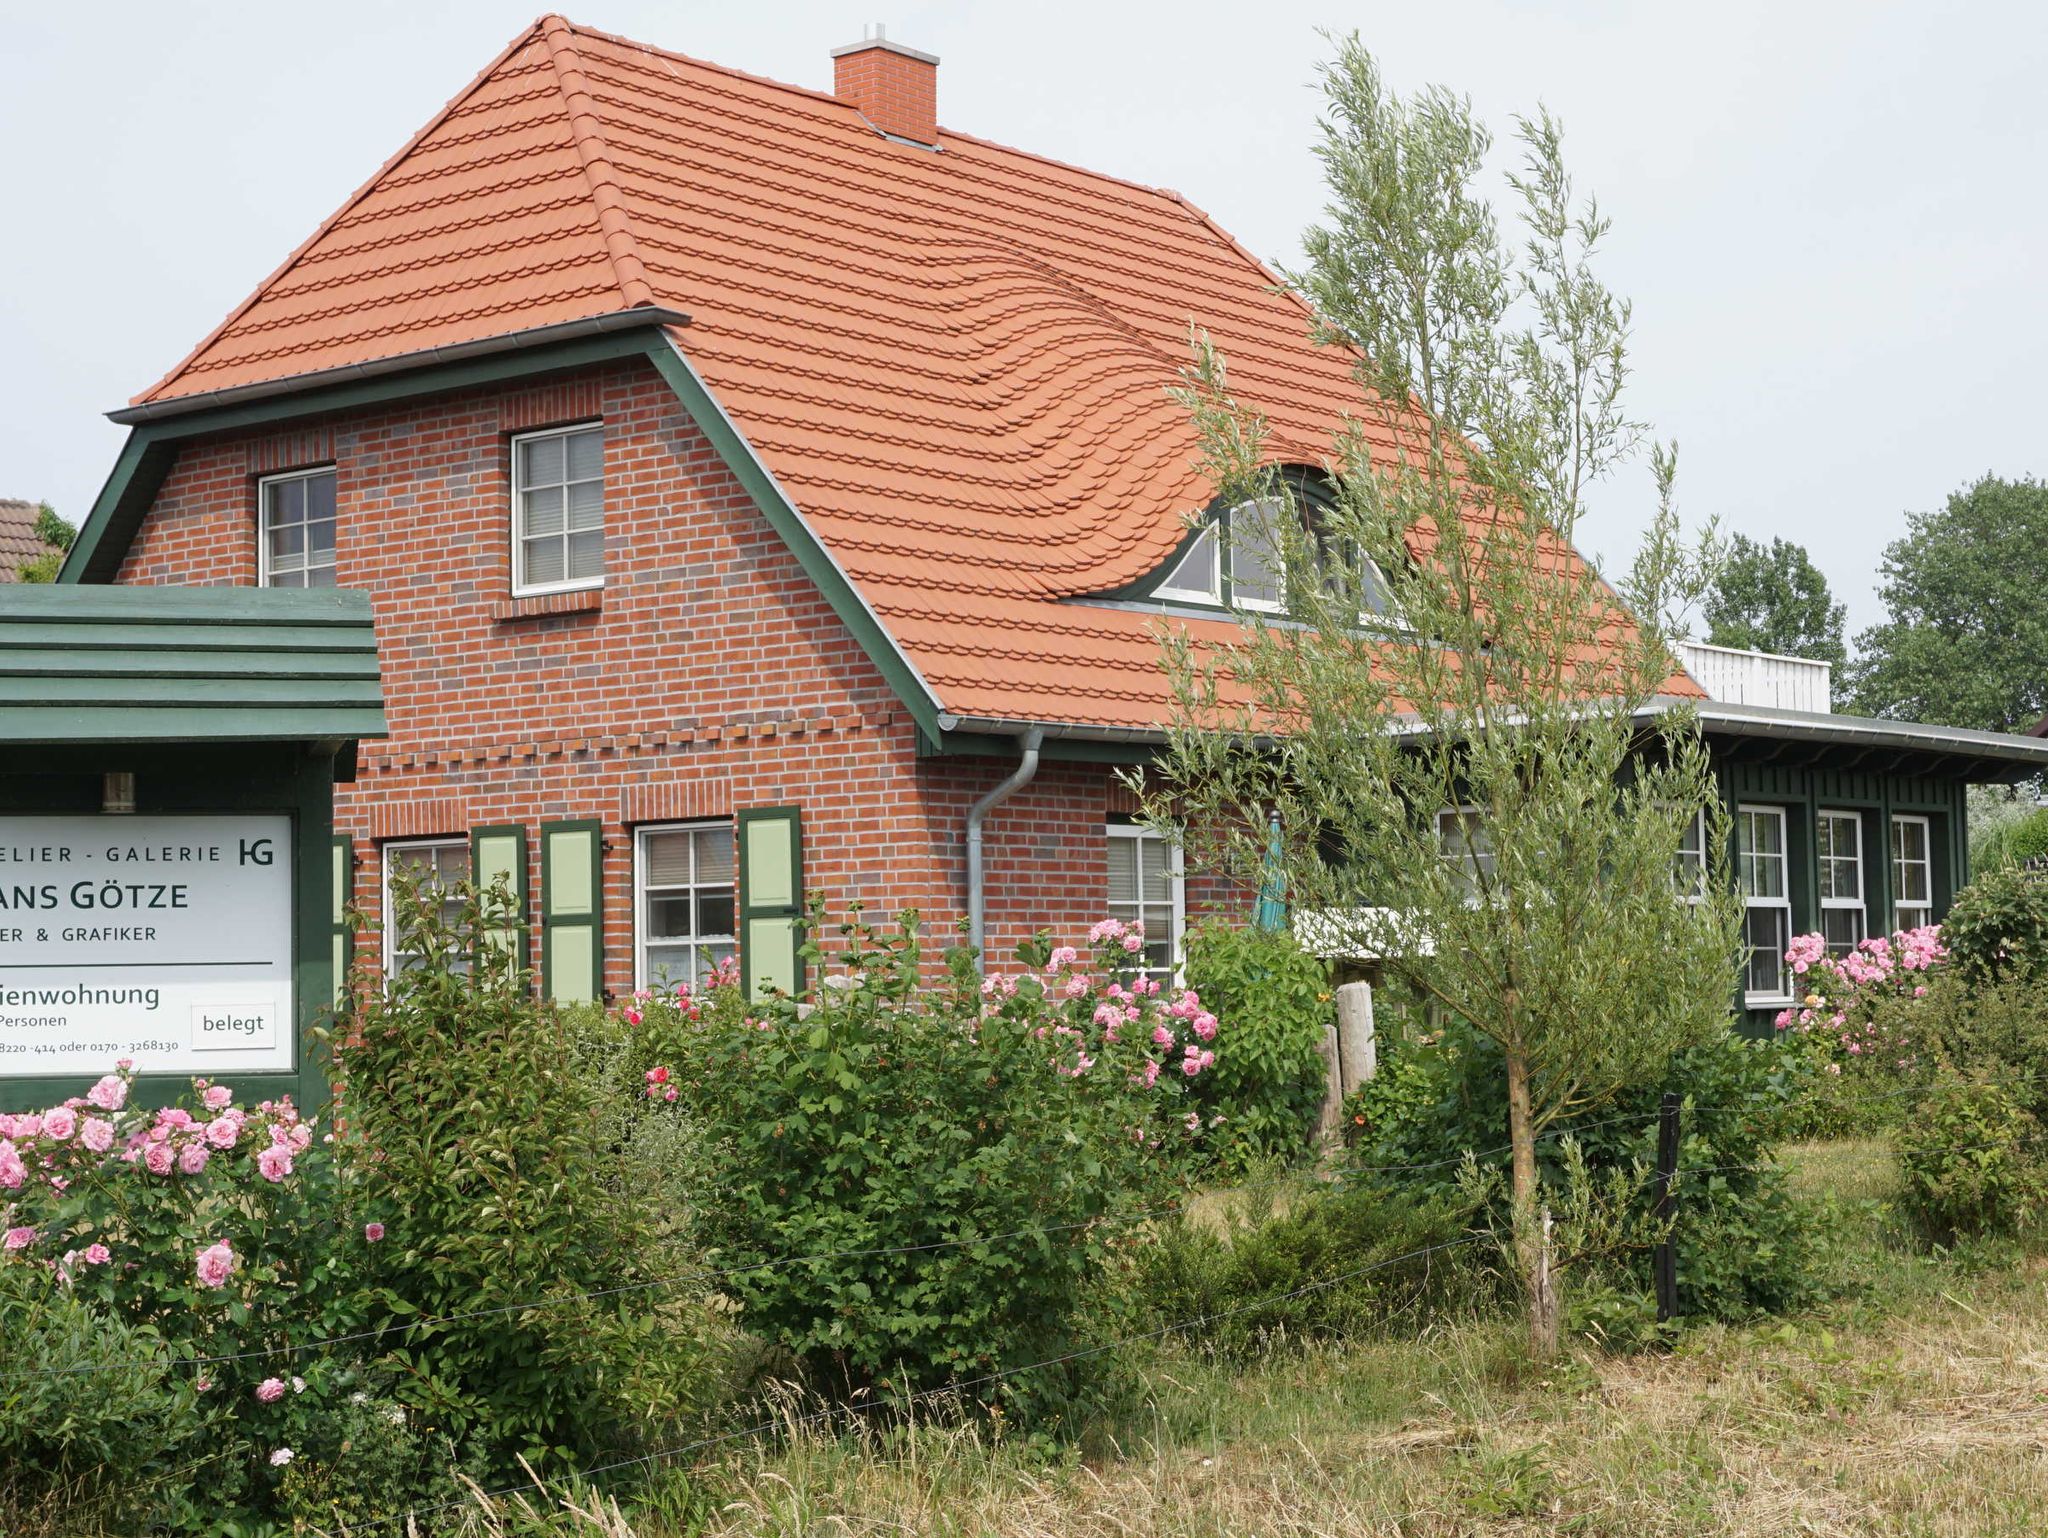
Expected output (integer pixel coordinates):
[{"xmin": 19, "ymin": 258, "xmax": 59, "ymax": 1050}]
[{"xmin": 966, "ymin": 727, "xmax": 1044, "ymax": 973}]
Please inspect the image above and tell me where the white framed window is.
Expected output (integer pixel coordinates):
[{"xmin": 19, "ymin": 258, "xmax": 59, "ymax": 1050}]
[
  {"xmin": 1106, "ymin": 822, "xmax": 1184, "ymax": 983},
  {"xmin": 1891, "ymin": 814, "xmax": 1933, "ymax": 932},
  {"xmin": 1673, "ymin": 806, "xmax": 1708, "ymax": 902},
  {"xmin": 1228, "ymin": 498, "xmax": 1286, "ymax": 613},
  {"xmin": 1437, "ymin": 806, "xmax": 1496, "ymax": 898},
  {"xmin": 635, "ymin": 822, "xmax": 736, "ymax": 988},
  {"xmin": 1154, "ymin": 523, "xmax": 1222, "ymax": 603},
  {"xmin": 1738, "ymin": 805, "xmax": 1792, "ymax": 1003},
  {"xmin": 512, "ymin": 423, "xmax": 605, "ymax": 596},
  {"xmin": 382, "ymin": 838, "xmax": 470, "ymax": 978},
  {"xmin": 258, "ymin": 467, "xmax": 338, "ymax": 588},
  {"xmin": 1816, "ymin": 810, "xmax": 1866, "ymax": 955}
]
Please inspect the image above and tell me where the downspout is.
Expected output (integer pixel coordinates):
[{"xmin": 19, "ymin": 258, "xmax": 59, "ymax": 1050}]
[{"xmin": 966, "ymin": 728, "xmax": 1045, "ymax": 973}]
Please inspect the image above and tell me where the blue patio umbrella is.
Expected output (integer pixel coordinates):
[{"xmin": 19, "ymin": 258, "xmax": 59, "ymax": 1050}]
[{"xmin": 1254, "ymin": 810, "xmax": 1288, "ymax": 931}]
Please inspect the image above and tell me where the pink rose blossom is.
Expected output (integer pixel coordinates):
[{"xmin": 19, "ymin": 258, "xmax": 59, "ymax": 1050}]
[
  {"xmin": 178, "ymin": 1143, "xmax": 210, "ymax": 1176},
  {"xmin": 1152, "ymin": 1024, "xmax": 1175, "ymax": 1047},
  {"xmin": 195, "ymin": 1240, "xmax": 237, "ymax": 1289},
  {"xmin": 202, "ymin": 1083, "xmax": 234, "ymax": 1110},
  {"xmin": 363, "ymin": 1222, "xmax": 385, "ymax": 1242},
  {"xmin": 256, "ymin": 1378, "xmax": 286, "ymax": 1403},
  {"xmin": 41, "ymin": 1106, "xmax": 77, "ymax": 1141},
  {"xmin": 257, "ymin": 1145, "xmax": 294, "ymax": 1183},
  {"xmin": 1048, "ymin": 945, "xmax": 1079, "ymax": 970},
  {"xmin": 143, "ymin": 1142, "xmax": 175, "ymax": 1176},
  {"xmin": 0, "ymin": 1141, "xmax": 24, "ymax": 1189},
  {"xmin": 4, "ymin": 1226, "xmax": 36, "ymax": 1251},
  {"xmin": 79, "ymin": 1117, "xmax": 114, "ymax": 1154},
  {"xmin": 82, "ymin": 1243, "xmax": 111, "ymax": 1266},
  {"xmin": 1122, "ymin": 933, "xmax": 1143, "ymax": 954},
  {"xmin": 85, "ymin": 1075, "xmax": 126, "ymax": 1112},
  {"xmin": 205, "ymin": 1115, "xmax": 242, "ymax": 1150}
]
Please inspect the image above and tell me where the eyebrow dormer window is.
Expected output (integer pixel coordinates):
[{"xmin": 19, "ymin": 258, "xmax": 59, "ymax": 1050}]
[
  {"xmin": 1229, "ymin": 499, "xmax": 1286, "ymax": 613},
  {"xmin": 512, "ymin": 424, "xmax": 604, "ymax": 596},
  {"xmin": 1154, "ymin": 523, "xmax": 1221, "ymax": 603}
]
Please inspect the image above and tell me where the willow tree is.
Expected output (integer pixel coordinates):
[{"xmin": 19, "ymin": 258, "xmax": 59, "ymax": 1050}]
[{"xmin": 1143, "ymin": 40, "xmax": 1743, "ymax": 1355}]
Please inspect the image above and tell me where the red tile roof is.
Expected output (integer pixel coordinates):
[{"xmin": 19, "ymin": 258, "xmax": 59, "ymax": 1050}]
[
  {"xmin": 0, "ymin": 499, "xmax": 53, "ymax": 583},
  {"xmin": 135, "ymin": 15, "xmax": 1696, "ymax": 730}
]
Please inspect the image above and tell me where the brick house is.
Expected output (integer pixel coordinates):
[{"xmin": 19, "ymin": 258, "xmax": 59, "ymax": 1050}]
[{"xmin": 56, "ymin": 16, "xmax": 2048, "ymax": 1017}]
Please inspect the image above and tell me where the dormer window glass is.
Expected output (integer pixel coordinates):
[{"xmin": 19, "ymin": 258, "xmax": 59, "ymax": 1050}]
[
  {"xmin": 1154, "ymin": 524, "xmax": 1221, "ymax": 603},
  {"xmin": 1229, "ymin": 498, "xmax": 1286, "ymax": 613}
]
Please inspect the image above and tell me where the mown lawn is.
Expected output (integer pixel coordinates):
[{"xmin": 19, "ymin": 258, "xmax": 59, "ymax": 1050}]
[{"xmin": 446, "ymin": 1140, "xmax": 2048, "ymax": 1537}]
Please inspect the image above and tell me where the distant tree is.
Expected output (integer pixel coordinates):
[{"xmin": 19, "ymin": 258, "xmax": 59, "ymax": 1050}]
[
  {"xmin": 1846, "ymin": 475, "xmax": 2048, "ymax": 732},
  {"xmin": 17, "ymin": 501, "xmax": 75, "ymax": 584},
  {"xmin": 1701, "ymin": 534, "xmax": 1846, "ymax": 680}
]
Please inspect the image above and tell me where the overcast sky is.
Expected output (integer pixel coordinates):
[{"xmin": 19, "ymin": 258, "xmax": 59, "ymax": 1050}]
[{"xmin": 5, "ymin": 2, "xmax": 2044, "ymax": 633}]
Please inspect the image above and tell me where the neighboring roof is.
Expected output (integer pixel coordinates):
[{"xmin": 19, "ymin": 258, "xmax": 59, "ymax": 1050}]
[
  {"xmin": 0, "ymin": 499, "xmax": 53, "ymax": 583},
  {"xmin": 115, "ymin": 14, "xmax": 1695, "ymax": 735},
  {"xmin": 0, "ymin": 587, "xmax": 387, "ymax": 745},
  {"xmin": 1646, "ymin": 696, "xmax": 2048, "ymax": 784}
]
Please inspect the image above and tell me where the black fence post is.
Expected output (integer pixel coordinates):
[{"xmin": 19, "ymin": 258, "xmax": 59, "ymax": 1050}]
[{"xmin": 1654, "ymin": 1090, "xmax": 1681, "ymax": 1323}]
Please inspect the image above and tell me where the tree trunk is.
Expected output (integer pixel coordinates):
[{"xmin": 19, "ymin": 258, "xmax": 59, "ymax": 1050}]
[{"xmin": 1504, "ymin": 1045, "xmax": 1559, "ymax": 1358}]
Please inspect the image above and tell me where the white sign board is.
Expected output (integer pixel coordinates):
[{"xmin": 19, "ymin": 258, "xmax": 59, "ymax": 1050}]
[{"xmin": 0, "ymin": 815, "xmax": 295, "ymax": 1078}]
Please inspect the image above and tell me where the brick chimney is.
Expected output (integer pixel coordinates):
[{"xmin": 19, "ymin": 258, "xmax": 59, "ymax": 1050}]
[{"xmin": 831, "ymin": 26, "xmax": 939, "ymax": 146}]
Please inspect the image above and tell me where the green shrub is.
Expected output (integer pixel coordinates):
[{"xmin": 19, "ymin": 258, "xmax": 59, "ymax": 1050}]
[
  {"xmin": 1896, "ymin": 1073, "xmax": 2042, "ymax": 1242},
  {"xmin": 1942, "ymin": 865, "xmax": 2048, "ymax": 987},
  {"xmin": 636, "ymin": 907, "xmax": 1208, "ymax": 1428},
  {"xmin": 1348, "ymin": 1019, "xmax": 1828, "ymax": 1322},
  {"xmin": 336, "ymin": 875, "xmax": 724, "ymax": 1487},
  {"xmin": 1181, "ymin": 922, "xmax": 1332, "ymax": 1170},
  {"xmin": 1131, "ymin": 1175, "xmax": 1488, "ymax": 1360}
]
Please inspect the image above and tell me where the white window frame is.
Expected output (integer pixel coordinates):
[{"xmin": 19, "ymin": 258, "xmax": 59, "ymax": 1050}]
[
  {"xmin": 1671, "ymin": 806, "xmax": 1709, "ymax": 903},
  {"xmin": 256, "ymin": 465, "xmax": 338, "ymax": 589},
  {"xmin": 510, "ymin": 422, "xmax": 605, "ymax": 598},
  {"xmin": 381, "ymin": 837, "xmax": 470, "ymax": 979},
  {"xmin": 1738, "ymin": 804, "xmax": 1793, "ymax": 1005},
  {"xmin": 633, "ymin": 821, "xmax": 738, "ymax": 990},
  {"xmin": 1890, "ymin": 813, "xmax": 1934, "ymax": 933},
  {"xmin": 1227, "ymin": 498, "xmax": 1287, "ymax": 614},
  {"xmin": 1106, "ymin": 822, "xmax": 1186, "ymax": 983},
  {"xmin": 1816, "ymin": 809, "xmax": 1866, "ymax": 954},
  {"xmin": 1154, "ymin": 523, "xmax": 1222, "ymax": 604},
  {"xmin": 1436, "ymin": 805, "xmax": 1497, "ymax": 898}
]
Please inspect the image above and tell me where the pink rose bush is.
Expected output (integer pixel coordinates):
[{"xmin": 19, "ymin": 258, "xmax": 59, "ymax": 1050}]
[{"xmin": 1773, "ymin": 925, "xmax": 1948, "ymax": 1123}]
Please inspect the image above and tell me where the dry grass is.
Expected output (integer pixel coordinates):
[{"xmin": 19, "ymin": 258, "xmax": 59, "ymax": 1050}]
[{"xmin": 460, "ymin": 1136, "xmax": 2048, "ymax": 1538}]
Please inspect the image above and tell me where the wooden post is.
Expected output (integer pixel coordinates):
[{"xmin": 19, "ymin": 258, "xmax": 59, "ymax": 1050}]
[
  {"xmin": 1334, "ymin": 980, "xmax": 1376, "ymax": 1097},
  {"xmin": 1316, "ymin": 1024, "xmax": 1345, "ymax": 1146},
  {"xmin": 1654, "ymin": 1091, "xmax": 1681, "ymax": 1323}
]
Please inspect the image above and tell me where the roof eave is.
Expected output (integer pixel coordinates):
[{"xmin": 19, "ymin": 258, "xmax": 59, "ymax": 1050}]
[{"xmin": 108, "ymin": 307, "xmax": 692, "ymax": 426}]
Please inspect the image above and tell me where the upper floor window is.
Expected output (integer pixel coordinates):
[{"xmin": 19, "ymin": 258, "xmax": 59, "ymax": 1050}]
[
  {"xmin": 512, "ymin": 424, "xmax": 604, "ymax": 596},
  {"xmin": 1816, "ymin": 810, "xmax": 1866, "ymax": 954},
  {"xmin": 259, "ymin": 468, "xmax": 337, "ymax": 588},
  {"xmin": 1229, "ymin": 499, "xmax": 1287, "ymax": 613},
  {"xmin": 1673, "ymin": 807, "xmax": 1708, "ymax": 902},
  {"xmin": 1891, "ymin": 814, "xmax": 1933, "ymax": 932},
  {"xmin": 1148, "ymin": 486, "xmax": 1396, "ymax": 623}
]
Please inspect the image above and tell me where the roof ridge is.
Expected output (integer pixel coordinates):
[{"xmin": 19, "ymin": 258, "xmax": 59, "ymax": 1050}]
[
  {"xmin": 537, "ymin": 14, "xmax": 658, "ymax": 310},
  {"xmin": 129, "ymin": 16, "xmax": 556, "ymax": 407}
]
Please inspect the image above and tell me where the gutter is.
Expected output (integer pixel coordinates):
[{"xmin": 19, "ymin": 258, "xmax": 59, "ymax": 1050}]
[
  {"xmin": 106, "ymin": 307, "xmax": 694, "ymax": 425},
  {"xmin": 965, "ymin": 727, "xmax": 1044, "ymax": 972}
]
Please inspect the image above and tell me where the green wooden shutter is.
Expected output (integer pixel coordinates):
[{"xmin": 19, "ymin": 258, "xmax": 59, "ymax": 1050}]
[
  {"xmin": 330, "ymin": 835, "xmax": 353, "ymax": 1008},
  {"xmin": 470, "ymin": 824, "xmax": 529, "ymax": 980},
  {"xmin": 738, "ymin": 807, "xmax": 804, "ymax": 999},
  {"xmin": 541, "ymin": 819, "xmax": 605, "ymax": 1003}
]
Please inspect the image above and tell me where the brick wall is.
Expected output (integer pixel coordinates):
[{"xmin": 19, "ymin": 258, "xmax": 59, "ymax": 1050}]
[{"xmin": 113, "ymin": 357, "xmax": 1228, "ymax": 993}]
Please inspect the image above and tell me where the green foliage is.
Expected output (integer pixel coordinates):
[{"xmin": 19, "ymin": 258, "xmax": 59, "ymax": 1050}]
[
  {"xmin": 1896, "ymin": 1074, "xmax": 2042, "ymax": 1243},
  {"xmin": 1941, "ymin": 865, "xmax": 2048, "ymax": 987},
  {"xmin": 1130, "ymin": 1175, "xmax": 1488, "ymax": 1361},
  {"xmin": 1352, "ymin": 1022, "xmax": 1828, "ymax": 1323},
  {"xmin": 1180, "ymin": 921, "xmax": 1331, "ymax": 1169},
  {"xmin": 0, "ymin": 1268, "xmax": 214, "ymax": 1526},
  {"xmin": 14, "ymin": 501, "xmax": 74, "ymax": 583},
  {"xmin": 1701, "ymin": 533, "xmax": 1848, "ymax": 686},
  {"xmin": 1966, "ymin": 786, "xmax": 2040, "ymax": 872},
  {"xmin": 639, "ymin": 907, "xmax": 1205, "ymax": 1428},
  {"xmin": 1847, "ymin": 474, "xmax": 2048, "ymax": 731},
  {"xmin": 335, "ymin": 874, "xmax": 722, "ymax": 1486}
]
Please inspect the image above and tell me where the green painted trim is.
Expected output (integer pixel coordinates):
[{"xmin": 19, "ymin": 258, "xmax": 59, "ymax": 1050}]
[
  {"xmin": 470, "ymin": 823, "xmax": 531, "ymax": 979},
  {"xmin": 539, "ymin": 818, "xmax": 605, "ymax": 1003},
  {"xmin": 642, "ymin": 339, "xmax": 949, "ymax": 742},
  {"xmin": 331, "ymin": 833, "xmax": 355, "ymax": 1010},
  {"xmin": 62, "ymin": 333, "xmax": 660, "ymax": 586},
  {"xmin": 737, "ymin": 805, "xmax": 805, "ymax": 1001}
]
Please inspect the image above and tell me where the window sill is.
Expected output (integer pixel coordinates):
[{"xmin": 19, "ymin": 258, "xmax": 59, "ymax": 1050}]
[{"xmin": 493, "ymin": 589, "xmax": 604, "ymax": 623}]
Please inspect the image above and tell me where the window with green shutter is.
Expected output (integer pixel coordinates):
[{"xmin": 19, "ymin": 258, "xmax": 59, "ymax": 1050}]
[
  {"xmin": 541, "ymin": 819, "xmax": 605, "ymax": 1003},
  {"xmin": 737, "ymin": 807, "xmax": 804, "ymax": 999},
  {"xmin": 470, "ymin": 824, "xmax": 529, "ymax": 980}
]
